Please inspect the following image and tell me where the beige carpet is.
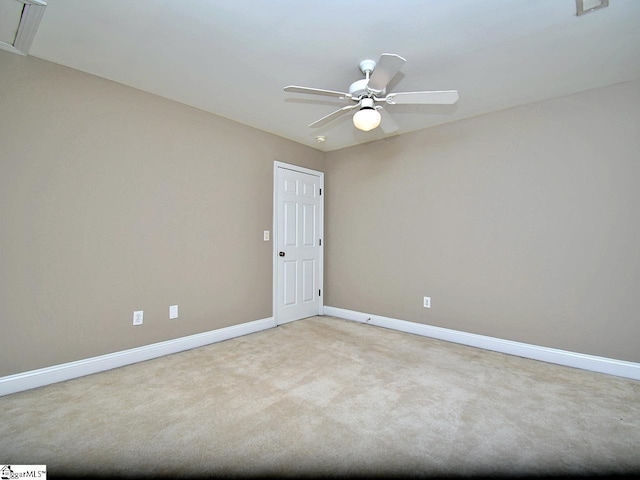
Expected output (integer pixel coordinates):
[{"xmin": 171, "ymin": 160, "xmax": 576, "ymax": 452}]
[{"xmin": 1, "ymin": 316, "xmax": 639, "ymax": 479}]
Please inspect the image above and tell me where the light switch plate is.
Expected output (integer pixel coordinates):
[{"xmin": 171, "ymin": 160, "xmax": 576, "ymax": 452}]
[{"xmin": 169, "ymin": 305, "xmax": 178, "ymax": 319}]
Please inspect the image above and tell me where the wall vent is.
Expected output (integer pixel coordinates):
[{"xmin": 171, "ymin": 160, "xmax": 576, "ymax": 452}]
[
  {"xmin": 576, "ymin": 0, "xmax": 609, "ymax": 16},
  {"xmin": 0, "ymin": 0, "xmax": 46, "ymax": 56}
]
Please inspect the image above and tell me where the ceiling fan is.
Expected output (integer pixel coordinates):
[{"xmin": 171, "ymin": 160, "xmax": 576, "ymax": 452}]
[{"xmin": 284, "ymin": 53, "xmax": 459, "ymax": 133}]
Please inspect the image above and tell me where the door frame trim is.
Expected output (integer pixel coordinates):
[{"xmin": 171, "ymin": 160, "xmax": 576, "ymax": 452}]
[{"xmin": 272, "ymin": 161, "xmax": 324, "ymax": 325}]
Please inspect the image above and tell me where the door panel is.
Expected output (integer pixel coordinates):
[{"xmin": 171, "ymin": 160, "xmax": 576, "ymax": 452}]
[
  {"xmin": 302, "ymin": 182, "xmax": 316, "ymax": 197},
  {"xmin": 283, "ymin": 260, "xmax": 297, "ymax": 306},
  {"xmin": 284, "ymin": 178, "xmax": 298, "ymax": 194},
  {"xmin": 284, "ymin": 202, "xmax": 297, "ymax": 246},
  {"xmin": 302, "ymin": 259, "xmax": 315, "ymax": 302},
  {"xmin": 302, "ymin": 203, "xmax": 315, "ymax": 246}
]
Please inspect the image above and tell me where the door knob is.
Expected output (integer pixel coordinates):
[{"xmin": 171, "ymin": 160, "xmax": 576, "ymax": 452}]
[{"xmin": 279, "ymin": 251, "xmax": 285, "ymax": 257}]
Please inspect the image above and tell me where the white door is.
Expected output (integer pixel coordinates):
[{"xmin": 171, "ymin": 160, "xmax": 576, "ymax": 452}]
[{"xmin": 273, "ymin": 162, "xmax": 323, "ymax": 325}]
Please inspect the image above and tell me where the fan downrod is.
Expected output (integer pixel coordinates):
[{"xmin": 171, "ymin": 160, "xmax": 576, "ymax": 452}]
[{"xmin": 349, "ymin": 59, "xmax": 385, "ymax": 98}]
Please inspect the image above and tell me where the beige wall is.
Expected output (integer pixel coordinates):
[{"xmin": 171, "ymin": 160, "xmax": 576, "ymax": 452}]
[
  {"xmin": 2, "ymin": 49, "xmax": 639, "ymax": 378},
  {"xmin": 0, "ymin": 51, "xmax": 324, "ymax": 376},
  {"xmin": 324, "ymin": 80, "xmax": 640, "ymax": 363}
]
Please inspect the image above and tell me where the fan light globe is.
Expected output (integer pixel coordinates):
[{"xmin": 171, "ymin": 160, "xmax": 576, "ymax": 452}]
[{"xmin": 353, "ymin": 107, "xmax": 381, "ymax": 131}]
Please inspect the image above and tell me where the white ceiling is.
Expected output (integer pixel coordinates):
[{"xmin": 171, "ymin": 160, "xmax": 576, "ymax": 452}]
[{"xmin": 27, "ymin": 0, "xmax": 640, "ymax": 152}]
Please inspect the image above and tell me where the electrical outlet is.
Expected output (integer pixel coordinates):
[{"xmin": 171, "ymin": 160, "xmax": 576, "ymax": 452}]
[
  {"xmin": 263, "ymin": 230, "xmax": 270, "ymax": 241},
  {"xmin": 133, "ymin": 310, "xmax": 144, "ymax": 325},
  {"xmin": 423, "ymin": 297, "xmax": 431, "ymax": 308},
  {"xmin": 169, "ymin": 305, "xmax": 178, "ymax": 319}
]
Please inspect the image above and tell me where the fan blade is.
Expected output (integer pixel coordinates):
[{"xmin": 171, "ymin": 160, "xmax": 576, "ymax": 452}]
[
  {"xmin": 376, "ymin": 106, "xmax": 399, "ymax": 134},
  {"xmin": 385, "ymin": 90, "xmax": 459, "ymax": 105},
  {"xmin": 367, "ymin": 53, "xmax": 406, "ymax": 92},
  {"xmin": 308, "ymin": 103, "xmax": 360, "ymax": 128},
  {"xmin": 284, "ymin": 85, "xmax": 352, "ymax": 99}
]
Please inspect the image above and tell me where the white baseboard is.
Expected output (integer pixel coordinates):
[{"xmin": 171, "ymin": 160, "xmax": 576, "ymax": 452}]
[
  {"xmin": 0, "ymin": 316, "xmax": 275, "ymax": 397},
  {"xmin": 324, "ymin": 306, "xmax": 640, "ymax": 381}
]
